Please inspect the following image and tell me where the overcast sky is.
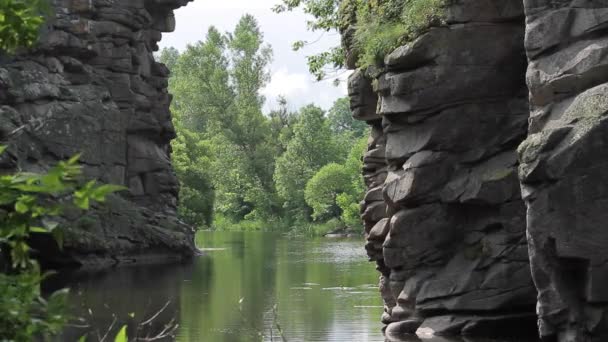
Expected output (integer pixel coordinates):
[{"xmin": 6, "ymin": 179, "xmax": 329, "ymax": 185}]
[{"xmin": 158, "ymin": 0, "xmax": 349, "ymax": 113}]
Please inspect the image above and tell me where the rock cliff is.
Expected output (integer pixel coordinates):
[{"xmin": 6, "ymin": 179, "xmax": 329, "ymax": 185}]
[
  {"xmin": 350, "ymin": 0, "xmax": 538, "ymax": 338},
  {"xmin": 346, "ymin": 0, "xmax": 608, "ymax": 341},
  {"xmin": 520, "ymin": 1, "xmax": 608, "ymax": 341},
  {"xmin": 0, "ymin": 0, "xmax": 196, "ymax": 268}
]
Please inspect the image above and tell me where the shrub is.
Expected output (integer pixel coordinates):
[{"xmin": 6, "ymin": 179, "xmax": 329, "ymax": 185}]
[
  {"xmin": 275, "ymin": 0, "xmax": 446, "ymax": 77},
  {"xmin": 0, "ymin": 146, "xmax": 124, "ymax": 341},
  {"xmin": 353, "ymin": 0, "xmax": 446, "ymax": 68},
  {"xmin": 0, "ymin": 0, "xmax": 48, "ymax": 53}
]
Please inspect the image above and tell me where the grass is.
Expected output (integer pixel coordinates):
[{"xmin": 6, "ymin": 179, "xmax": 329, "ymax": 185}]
[
  {"xmin": 346, "ymin": 0, "xmax": 446, "ymax": 68},
  {"xmin": 211, "ymin": 215, "xmax": 356, "ymax": 237}
]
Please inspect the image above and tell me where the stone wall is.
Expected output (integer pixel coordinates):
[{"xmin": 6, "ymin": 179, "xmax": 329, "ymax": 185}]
[
  {"xmin": 0, "ymin": 0, "xmax": 196, "ymax": 268},
  {"xmin": 351, "ymin": 0, "xmax": 539, "ymax": 338},
  {"xmin": 520, "ymin": 1, "xmax": 608, "ymax": 341},
  {"xmin": 349, "ymin": 0, "xmax": 608, "ymax": 340}
]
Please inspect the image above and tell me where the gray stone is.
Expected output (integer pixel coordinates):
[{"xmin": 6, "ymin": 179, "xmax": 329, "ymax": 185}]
[
  {"xmin": 519, "ymin": 1, "xmax": 608, "ymax": 340},
  {"xmin": 345, "ymin": 0, "xmax": 538, "ymax": 338},
  {"xmin": 0, "ymin": 0, "xmax": 197, "ymax": 267}
]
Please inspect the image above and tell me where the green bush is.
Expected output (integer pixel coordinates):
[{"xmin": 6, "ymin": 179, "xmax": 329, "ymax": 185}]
[
  {"xmin": 0, "ymin": 146, "xmax": 124, "ymax": 341},
  {"xmin": 0, "ymin": 270, "xmax": 68, "ymax": 341},
  {"xmin": 305, "ymin": 163, "xmax": 352, "ymax": 221},
  {"xmin": 0, "ymin": 0, "xmax": 48, "ymax": 53},
  {"xmin": 353, "ymin": 0, "xmax": 446, "ymax": 67},
  {"xmin": 212, "ymin": 214, "xmax": 288, "ymax": 232},
  {"xmin": 275, "ymin": 0, "xmax": 446, "ymax": 76}
]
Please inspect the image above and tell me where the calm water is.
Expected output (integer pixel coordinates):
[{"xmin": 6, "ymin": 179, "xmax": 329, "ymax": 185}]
[
  {"xmin": 46, "ymin": 231, "xmax": 540, "ymax": 342},
  {"xmin": 48, "ymin": 231, "xmax": 387, "ymax": 341}
]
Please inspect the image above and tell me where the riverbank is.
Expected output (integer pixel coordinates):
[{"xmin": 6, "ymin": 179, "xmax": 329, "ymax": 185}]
[{"xmin": 211, "ymin": 216, "xmax": 363, "ymax": 237}]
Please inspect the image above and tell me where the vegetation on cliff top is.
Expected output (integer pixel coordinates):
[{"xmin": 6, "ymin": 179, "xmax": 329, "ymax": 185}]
[{"xmin": 273, "ymin": 0, "xmax": 446, "ymax": 79}]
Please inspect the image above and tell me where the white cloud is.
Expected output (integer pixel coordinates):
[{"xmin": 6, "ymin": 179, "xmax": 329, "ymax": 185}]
[
  {"xmin": 162, "ymin": 0, "xmax": 350, "ymax": 113},
  {"xmin": 185, "ymin": 0, "xmax": 278, "ymax": 10},
  {"xmin": 262, "ymin": 68, "xmax": 310, "ymax": 99}
]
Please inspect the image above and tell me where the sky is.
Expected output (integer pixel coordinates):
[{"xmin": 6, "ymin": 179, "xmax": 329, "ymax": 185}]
[{"xmin": 158, "ymin": 0, "xmax": 350, "ymax": 113}]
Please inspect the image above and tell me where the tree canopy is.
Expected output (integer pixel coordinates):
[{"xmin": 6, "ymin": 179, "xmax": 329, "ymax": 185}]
[{"xmin": 161, "ymin": 14, "xmax": 368, "ymax": 233}]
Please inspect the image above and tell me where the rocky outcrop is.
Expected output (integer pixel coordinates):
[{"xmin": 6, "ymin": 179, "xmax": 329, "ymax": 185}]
[
  {"xmin": 349, "ymin": 0, "xmax": 539, "ymax": 339},
  {"xmin": 0, "ymin": 0, "xmax": 196, "ymax": 267},
  {"xmin": 520, "ymin": 1, "xmax": 608, "ymax": 341},
  {"xmin": 349, "ymin": 0, "xmax": 608, "ymax": 340}
]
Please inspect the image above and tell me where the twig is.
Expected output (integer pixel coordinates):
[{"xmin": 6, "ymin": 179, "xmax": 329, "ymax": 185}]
[
  {"xmin": 140, "ymin": 301, "xmax": 171, "ymax": 326},
  {"xmin": 272, "ymin": 304, "xmax": 288, "ymax": 342},
  {"xmin": 98, "ymin": 314, "xmax": 117, "ymax": 342}
]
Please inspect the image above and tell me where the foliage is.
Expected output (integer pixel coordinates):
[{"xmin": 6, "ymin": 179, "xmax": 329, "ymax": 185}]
[
  {"xmin": 0, "ymin": 270, "xmax": 68, "ymax": 341},
  {"xmin": 163, "ymin": 15, "xmax": 278, "ymax": 224},
  {"xmin": 165, "ymin": 27, "xmax": 233, "ymax": 132},
  {"xmin": 163, "ymin": 16, "xmax": 368, "ymax": 233},
  {"xmin": 305, "ymin": 137, "xmax": 366, "ymax": 227},
  {"xmin": 327, "ymin": 97, "xmax": 367, "ymax": 138},
  {"xmin": 170, "ymin": 127, "xmax": 215, "ymax": 228},
  {"xmin": 0, "ymin": 146, "xmax": 124, "ymax": 341},
  {"xmin": 0, "ymin": 151, "xmax": 124, "ymax": 268},
  {"xmin": 0, "ymin": 0, "xmax": 48, "ymax": 53},
  {"xmin": 336, "ymin": 137, "xmax": 366, "ymax": 228},
  {"xmin": 305, "ymin": 163, "xmax": 351, "ymax": 221},
  {"xmin": 353, "ymin": 0, "xmax": 445, "ymax": 67},
  {"xmin": 274, "ymin": 105, "xmax": 344, "ymax": 220},
  {"xmin": 273, "ymin": 0, "xmax": 446, "ymax": 77}
]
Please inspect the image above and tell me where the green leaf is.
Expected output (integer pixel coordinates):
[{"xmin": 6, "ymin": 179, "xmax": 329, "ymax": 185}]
[
  {"xmin": 74, "ymin": 196, "xmax": 90, "ymax": 210},
  {"xmin": 91, "ymin": 184, "xmax": 127, "ymax": 202},
  {"xmin": 30, "ymin": 226, "xmax": 50, "ymax": 234},
  {"xmin": 114, "ymin": 325, "xmax": 128, "ymax": 342},
  {"xmin": 67, "ymin": 153, "xmax": 82, "ymax": 165},
  {"xmin": 0, "ymin": 145, "xmax": 7, "ymax": 155},
  {"xmin": 15, "ymin": 200, "xmax": 29, "ymax": 214},
  {"xmin": 52, "ymin": 229, "xmax": 64, "ymax": 250},
  {"xmin": 42, "ymin": 219, "xmax": 59, "ymax": 231}
]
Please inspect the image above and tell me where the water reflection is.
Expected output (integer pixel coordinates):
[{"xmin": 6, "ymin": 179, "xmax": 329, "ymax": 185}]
[
  {"xmin": 49, "ymin": 232, "xmax": 385, "ymax": 341},
  {"xmin": 48, "ymin": 232, "xmax": 540, "ymax": 342}
]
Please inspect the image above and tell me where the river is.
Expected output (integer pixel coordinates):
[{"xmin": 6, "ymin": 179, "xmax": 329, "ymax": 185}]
[
  {"xmin": 48, "ymin": 231, "xmax": 386, "ymax": 341},
  {"xmin": 47, "ymin": 231, "xmax": 540, "ymax": 342}
]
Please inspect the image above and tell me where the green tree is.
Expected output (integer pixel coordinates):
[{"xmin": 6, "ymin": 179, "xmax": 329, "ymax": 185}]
[
  {"xmin": 274, "ymin": 105, "xmax": 343, "ymax": 219},
  {"xmin": 268, "ymin": 96, "xmax": 299, "ymax": 156},
  {"xmin": 336, "ymin": 137, "xmax": 366, "ymax": 228},
  {"xmin": 164, "ymin": 16, "xmax": 280, "ymax": 223},
  {"xmin": 171, "ymin": 127, "xmax": 215, "ymax": 227},
  {"xmin": 305, "ymin": 163, "xmax": 351, "ymax": 221},
  {"xmin": 165, "ymin": 27, "xmax": 234, "ymax": 132},
  {"xmin": 211, "ymin": 15, "xmax": 277, "ymax": 221},
  {"xmin": 304, "ymin": 137, "xmax": 366, "ymax": 227},
  {"xmin": 158, "ymin": 46, "xmax": 179, "ymax": 71},
  {"xmin": 327, "ymin": 97, "xmax": 367, "ymax": 138},
  {"xmin": 0, "ymin": 0, "xmax": 47, "ymax": 53}
]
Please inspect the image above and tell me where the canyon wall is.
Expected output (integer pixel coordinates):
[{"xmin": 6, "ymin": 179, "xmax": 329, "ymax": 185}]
[
  {"xmin": 0, "ymin": 0, "xmax": 196, "ymax": 267},
  {"xmin": 520, "ymin": 1, "xmax": 608, "ymax": 341},
  {"xmin": 348, "ymin": 0, "xmax": 608, "ymax": 341}
]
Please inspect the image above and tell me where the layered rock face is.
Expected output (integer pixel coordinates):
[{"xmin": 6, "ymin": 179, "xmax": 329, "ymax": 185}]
[
  {"xmin": 0, "ymin": 0, "xmax": 196, "ymax": 267},
  {"xmin": 520, "ymin": 1, "xmax": 608, "ymax": 341},
  {"xmin": 351, "ymin": 0, "xmax": 539, "ymax": 338},
  {"xmin": 351, "ymin": 0, "xmax": 608, "ymax": 340}
]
